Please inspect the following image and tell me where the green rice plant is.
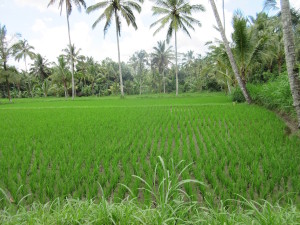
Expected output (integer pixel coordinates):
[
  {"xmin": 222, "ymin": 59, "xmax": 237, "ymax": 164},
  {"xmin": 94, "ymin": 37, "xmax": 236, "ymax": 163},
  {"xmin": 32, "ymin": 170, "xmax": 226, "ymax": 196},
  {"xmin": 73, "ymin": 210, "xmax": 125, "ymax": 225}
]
[{"xmin": 122, "ymin": 156, "xmax": 206, "ymax": 224}]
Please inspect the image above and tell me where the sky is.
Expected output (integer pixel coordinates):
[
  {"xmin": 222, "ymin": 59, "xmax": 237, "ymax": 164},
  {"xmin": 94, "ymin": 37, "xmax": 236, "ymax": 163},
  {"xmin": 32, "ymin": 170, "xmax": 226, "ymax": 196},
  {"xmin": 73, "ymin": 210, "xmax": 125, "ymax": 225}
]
[{"xmin": 0, "ymin": 0, "xmax": 299, "ymax": 70}]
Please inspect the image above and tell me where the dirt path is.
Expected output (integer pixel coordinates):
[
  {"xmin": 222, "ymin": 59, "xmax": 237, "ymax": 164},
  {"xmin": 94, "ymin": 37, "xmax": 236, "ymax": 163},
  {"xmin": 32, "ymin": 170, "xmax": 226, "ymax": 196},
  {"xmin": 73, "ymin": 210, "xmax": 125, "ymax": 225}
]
[{"xmin": 277, "ymin": 112, "xmax": 300, "ymax": 137}]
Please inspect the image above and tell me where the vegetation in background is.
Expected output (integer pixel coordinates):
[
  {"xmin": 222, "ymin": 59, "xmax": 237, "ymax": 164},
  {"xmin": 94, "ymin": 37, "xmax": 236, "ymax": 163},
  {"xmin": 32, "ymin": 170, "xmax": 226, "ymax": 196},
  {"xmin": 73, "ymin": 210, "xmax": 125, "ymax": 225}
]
[
  {"xmin": 232, "ymin": 73, "xmax": 296, "ymax": 117},
  {"xmin": 1, "ymin": 4, "xmax": 299, "ymax": 101}
]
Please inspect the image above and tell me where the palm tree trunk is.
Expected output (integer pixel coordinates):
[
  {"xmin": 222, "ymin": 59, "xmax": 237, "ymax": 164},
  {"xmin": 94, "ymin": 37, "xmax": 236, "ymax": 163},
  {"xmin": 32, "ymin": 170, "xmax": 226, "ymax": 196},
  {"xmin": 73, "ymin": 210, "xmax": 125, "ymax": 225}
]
[
  {"xmin": 115, "ymin": 12, "xmax": 124, "ymax": 97},
  {"xmin": 66, "ymin": 4, "xmax": 75, "ymax": 100},
  {"xmin": 226, "ymin": 70, "xmax": 231, "ymax": 94},
  {"xmin": 222, "ymin": 0, "xmax": 225, "ymax": 32},
  {"xmin": 64, "ymin": 80, "xmax": 68, "ymax": 98},
  {"xmin": 175, "ymin": 30, "xmax": 178, "ymax": 96},
  {"xmin": 24, "ymin": 56, "xmax": 28, "ymax": 73},
  {"xmin": 139, "ymin": 70, "xmax": 142, "ymax": 95},
  {"xmin": 222, "ymin": 1, "xmax": 231, "ymax": 95},
  {"xmin": 3, "ymin": 62, "xmax": 11, "ymax": 102},
  {"xmin": 163, "ymin": 69, "xmax": 166, "ymax": 94},
  {"xmin": 280, "ymin": 0, "xmax": 300, "ymax": 128},
  {"xmin": 209, "ymin": 0, "xmax": 252, "ymax": 104},
  {"xmin": 17, "ymin": 83, "xmax": 21, "ymax": 98},
  {"xmin": 6, "ymin": 77, "xmax": 11, "ymax": 102}
]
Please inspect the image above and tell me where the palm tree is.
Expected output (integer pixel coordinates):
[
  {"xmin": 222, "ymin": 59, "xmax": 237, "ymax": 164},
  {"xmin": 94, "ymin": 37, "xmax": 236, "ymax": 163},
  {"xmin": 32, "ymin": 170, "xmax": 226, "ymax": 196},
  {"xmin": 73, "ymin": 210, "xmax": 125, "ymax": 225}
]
[
  {"xmin": 208, "ymin": 0, "xmax": 252, "ymax": 103},
  {"xmin": 87, "ymin": 0, "xmax": 144, "ymax": 97},
  {"xmin": 51, "ymin": 55, "xmax": 71, "ymax": 98},
  {"xmin": 130, "ymin": 50, "xmax": 148, "ymax": 95},
  {"xmin": 85, "ymin": 57, "xmax": 101, "ymax": 95},
  {"xmin": 12, "ymin": 39, "xmax": 35, "ymax": 72},
  {"xmin": 151, "ymin": 41, "xmax": 173, "ymax": 93},
  {"xmin": 30, "ymin": 54, "xmax": 51, "ymax": 82},
  {"xmin": 150, "ymin": 0, "xmax": 205, "ymax": 96},
  {"xmin": 182, "ymin": 50, "xmax": 195, "ymax": 67},
  {"xmin": 63, "ymin": 44, "xmax": 82, "ymax": 95},
  {"xmin": 221, "ymin": 0, "xmax": 231, "ymax": 94},
  {"xmin": 232, "ymin": 12, "xmax": 266, "ymax": 84},
  {"xmin": 47, "ymin": 0, "xmax": 86, "ymax": 100},
  {"xmin": 0, "ymin": 24, "xmax": 14, "ymax": 102},
  {"xmin": 280, "ymin": 0, "xmax": 300, "ymax": 128}
]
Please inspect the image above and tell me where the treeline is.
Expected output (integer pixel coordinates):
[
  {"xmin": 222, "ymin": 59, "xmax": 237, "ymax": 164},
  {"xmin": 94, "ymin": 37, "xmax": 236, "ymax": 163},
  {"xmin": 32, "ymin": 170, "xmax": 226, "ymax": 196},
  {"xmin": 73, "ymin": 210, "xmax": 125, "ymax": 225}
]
[{"xmin": 0, "ymin": 7, "xmax": 299, "ymax": 99}]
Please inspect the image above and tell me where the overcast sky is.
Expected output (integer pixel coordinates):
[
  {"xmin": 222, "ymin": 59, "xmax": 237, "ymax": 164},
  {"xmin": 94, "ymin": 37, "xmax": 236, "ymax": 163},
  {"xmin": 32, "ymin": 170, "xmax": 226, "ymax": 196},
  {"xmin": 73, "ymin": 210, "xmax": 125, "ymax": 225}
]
[{"xmin": 0, "ymin": 0, "xmax": 299, "ymax": 70}]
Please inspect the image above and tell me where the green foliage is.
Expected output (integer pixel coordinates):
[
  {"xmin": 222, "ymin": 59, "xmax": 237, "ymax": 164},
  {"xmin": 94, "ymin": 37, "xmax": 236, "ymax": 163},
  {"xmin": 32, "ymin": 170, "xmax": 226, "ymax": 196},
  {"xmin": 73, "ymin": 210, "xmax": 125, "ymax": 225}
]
[
  {"xmin": 232, "ymin": 88, "xmax": 245, "ymax": 102},
  {"xmin": 232, "ymin": 74, "xmax": 294, "ymax": 114}
]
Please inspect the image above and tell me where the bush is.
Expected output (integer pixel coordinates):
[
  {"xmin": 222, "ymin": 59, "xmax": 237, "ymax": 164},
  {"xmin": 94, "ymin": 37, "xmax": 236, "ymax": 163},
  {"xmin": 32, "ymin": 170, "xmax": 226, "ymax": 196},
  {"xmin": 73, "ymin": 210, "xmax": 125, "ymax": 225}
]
[
  {"xmin": 232, "ymin": 74, "xmax": 294, "ymax": 115},
  {"xmin": 232, "ymin": 88, "xmax": 245, "ymax": 102}
]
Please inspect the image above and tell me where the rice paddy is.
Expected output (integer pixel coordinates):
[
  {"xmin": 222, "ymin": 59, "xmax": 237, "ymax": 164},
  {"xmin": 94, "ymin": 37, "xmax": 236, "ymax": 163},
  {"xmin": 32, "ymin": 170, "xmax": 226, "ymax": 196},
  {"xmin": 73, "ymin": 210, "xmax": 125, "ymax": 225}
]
[{"xmin": 0, "ymin": 93, "xmax": 300, "ymax": 209}]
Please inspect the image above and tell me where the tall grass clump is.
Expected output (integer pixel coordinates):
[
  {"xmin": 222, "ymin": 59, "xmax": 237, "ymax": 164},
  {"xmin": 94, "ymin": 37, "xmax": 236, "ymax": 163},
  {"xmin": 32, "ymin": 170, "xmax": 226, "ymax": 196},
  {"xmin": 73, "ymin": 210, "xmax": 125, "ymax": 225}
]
[{"xmin": 232, "ymin": 74, "xmax": 295, "ymax": 115}]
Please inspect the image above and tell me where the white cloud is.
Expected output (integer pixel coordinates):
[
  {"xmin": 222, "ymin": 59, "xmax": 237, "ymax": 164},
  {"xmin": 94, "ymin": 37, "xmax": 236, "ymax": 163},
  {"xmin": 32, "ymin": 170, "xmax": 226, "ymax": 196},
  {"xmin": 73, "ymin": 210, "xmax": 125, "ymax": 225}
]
[
  {"xmin": 290, "ymin": 0, "xmax": 300, "ymax": 9},
  {"xmin": 29, "ymin": 19, "xmax": 97, "ymax": 64},
  {"xmin": 14, "ymin": 0, "xmax": 57, "ymax": 13},
  {"xmin": 11, "ymin": 0, "xmax": 298, "ymax": 70}
]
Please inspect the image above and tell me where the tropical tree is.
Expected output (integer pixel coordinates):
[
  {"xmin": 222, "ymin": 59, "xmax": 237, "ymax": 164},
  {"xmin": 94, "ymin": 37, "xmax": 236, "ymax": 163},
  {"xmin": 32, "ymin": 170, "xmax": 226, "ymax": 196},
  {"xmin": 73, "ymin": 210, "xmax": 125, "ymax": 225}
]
[
  {"xmin": 30, "ymin": 54, "xmax": 51, "ymax": 82},
  {"xmin": 208, "ymin": 0, "xmax": 252, "ymax": 103},
  {"xmin": 0, "ymin": 67, "xmax": 19, "ymax": 101},
  {"xmin": 280, "ymin": 0, "xmax": 300, "ymax": 128},
  {"xmin": 231, "ymin": 11, "xmax": 266, "ymax": 84},
  {"xmin": 47, "ymin": 0, "xmax": 86, "ymax": 100},
  {"xmin": 87, "ymin": 0, "xmax": 144, "ymax": 97},
  {"xmin": 151, "ymin": 41, "xmax": 173, "ymax": 93},
  {"xmin": 150, "ymin": 0, "xmax": 205, "ymax": 96},
  {"xmin": 63, "ymin": 44, "xmax": 82, "ymax": 95},
  {"xmin": 50, "ymin": 55, "xmax": 71, "ymax": 98},
  {"xmin": 182, "ymin": 50, "xmax": 195, "ymax": 67},
  {"xmin": 12, "ymin": 39, "xmax": 35, "ymax": 72},
  {"xmin": 0, "ymin": 24, "xmax": 17, "ymax": 102},
  {"xmin": 130, "ymin": 50, "xmax": 148, "ymax": 95},
  {"xmin": 85, "ymin": 57, "xmax": 102, "ymax": 95}
]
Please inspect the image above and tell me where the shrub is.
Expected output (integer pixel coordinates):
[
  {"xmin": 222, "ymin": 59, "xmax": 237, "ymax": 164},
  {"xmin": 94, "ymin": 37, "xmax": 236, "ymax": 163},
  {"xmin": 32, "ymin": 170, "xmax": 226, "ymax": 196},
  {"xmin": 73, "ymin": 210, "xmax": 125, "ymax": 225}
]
[{"xmin": 232, "ymin": 74, "xmax": 294, "ymax": 115}]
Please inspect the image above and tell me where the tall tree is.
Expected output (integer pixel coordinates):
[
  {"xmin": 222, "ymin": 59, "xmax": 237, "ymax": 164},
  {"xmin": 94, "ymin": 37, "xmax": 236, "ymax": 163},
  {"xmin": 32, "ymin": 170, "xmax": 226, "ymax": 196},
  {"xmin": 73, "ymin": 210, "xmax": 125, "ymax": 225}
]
[
  {"xmin": 51, "ymin": 55, "xmax": 71, "ymax": 98},
  {"xmin": 151, "ymin": 41, "xmax": 173, "ymax": 93},
  {"xmin": 47, "ymin": 0, "xmax": 86, "ymax": 100},
  {"xmin": 0, "ymin": 24, "xmax": 16, "ymax": 102},
  {"xmin": 63, "ymin": 44, "xmax": 82, "ymax": 95},
  {"xmin": 209, "ymin": 0, "xmax": 252, "ymax": 103},
  {"xmin": 130, "ymin": 50, "xmax": 148, "ymax": 95},
  {"xmin": 87, "ymin": 0, "xmax": 144, "ymax": 97},
  {"xmin": 12, "ymin": 39, "xmax": 35, "ymax": 72},
  {"xmin": 280, "ymin": 0, "xmax": 300, "ymax": 128},
  {"xmin": 30, "ymin": 54, "xmax": 50, "ymax": 82},
  {"xmin": 232, "ymin": 11, "xmax": 265, "ymax": 84},
  {"xmin": 150, "ymin": 0, "xmax": 205, "ymax": 96}
]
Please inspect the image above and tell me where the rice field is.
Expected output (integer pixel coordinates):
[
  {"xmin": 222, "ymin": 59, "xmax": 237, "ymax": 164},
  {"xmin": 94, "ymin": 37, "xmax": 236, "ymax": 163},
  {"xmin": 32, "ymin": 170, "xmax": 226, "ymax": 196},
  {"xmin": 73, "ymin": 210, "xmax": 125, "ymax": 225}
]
[{"xmin": 0, "ymin": 93, "xmax": 300, "ymax": 208}]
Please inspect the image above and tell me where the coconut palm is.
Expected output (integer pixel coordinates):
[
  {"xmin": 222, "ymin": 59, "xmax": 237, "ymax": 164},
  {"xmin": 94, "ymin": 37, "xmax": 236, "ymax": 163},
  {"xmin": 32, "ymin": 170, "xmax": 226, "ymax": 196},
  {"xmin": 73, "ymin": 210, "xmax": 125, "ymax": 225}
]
[
  {"xmin": 130, "ymin": 50, "xmax": 148, "ymax": 95},
  {"xmin": 51, "ymin": 55, "xmax": 71, "ymax": 98},
  {"xmin": 30, "ymin": 54, "xmax": 51, "ymax": 82},
  {"xmin": 208, "ymin": 0, "xmax": 252, "ymax": 103},
  {"xmin": 47, "ymin": 0, "xmax": 86, "ymax": 100},
  {"xmin": 151, "ymin": 41, "xmax": 173, "ymax": 93},
  {"xmin": 12, "ymin": 39, "xmax": 35, "ymax": 72},
  {"xmin": 182, "ymin": 50, "xmax": 195, "ymax": 67},
  {"xmin": 150, "ymin": 0, "xmax": 205, "ymax": 96},
  {"xmin": 280, "ymin": 0, "xmax": 300, "ymax": 128},
  {"xmin": 86, "ymin": 0, "xmax": 144, "ymax": 97},
  {"xmin": 0, "ymin": 24, "xmax": 15, "ymax": 102},
  {"xmin": 232, "ymin": 11, "xmax": 266, "ymax": 84}
]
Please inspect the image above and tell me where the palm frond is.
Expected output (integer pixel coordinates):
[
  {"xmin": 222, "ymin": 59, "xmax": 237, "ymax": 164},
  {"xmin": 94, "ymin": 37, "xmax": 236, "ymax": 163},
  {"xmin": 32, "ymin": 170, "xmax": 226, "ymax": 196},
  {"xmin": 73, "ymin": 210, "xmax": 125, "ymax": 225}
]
[
  {"xmin": 86, "ymin": 1, "xmax": 109, "ymax": 14},
  {"xmin": 125, "ymin": 1, "xmax": 142, "ymax": 13}
]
